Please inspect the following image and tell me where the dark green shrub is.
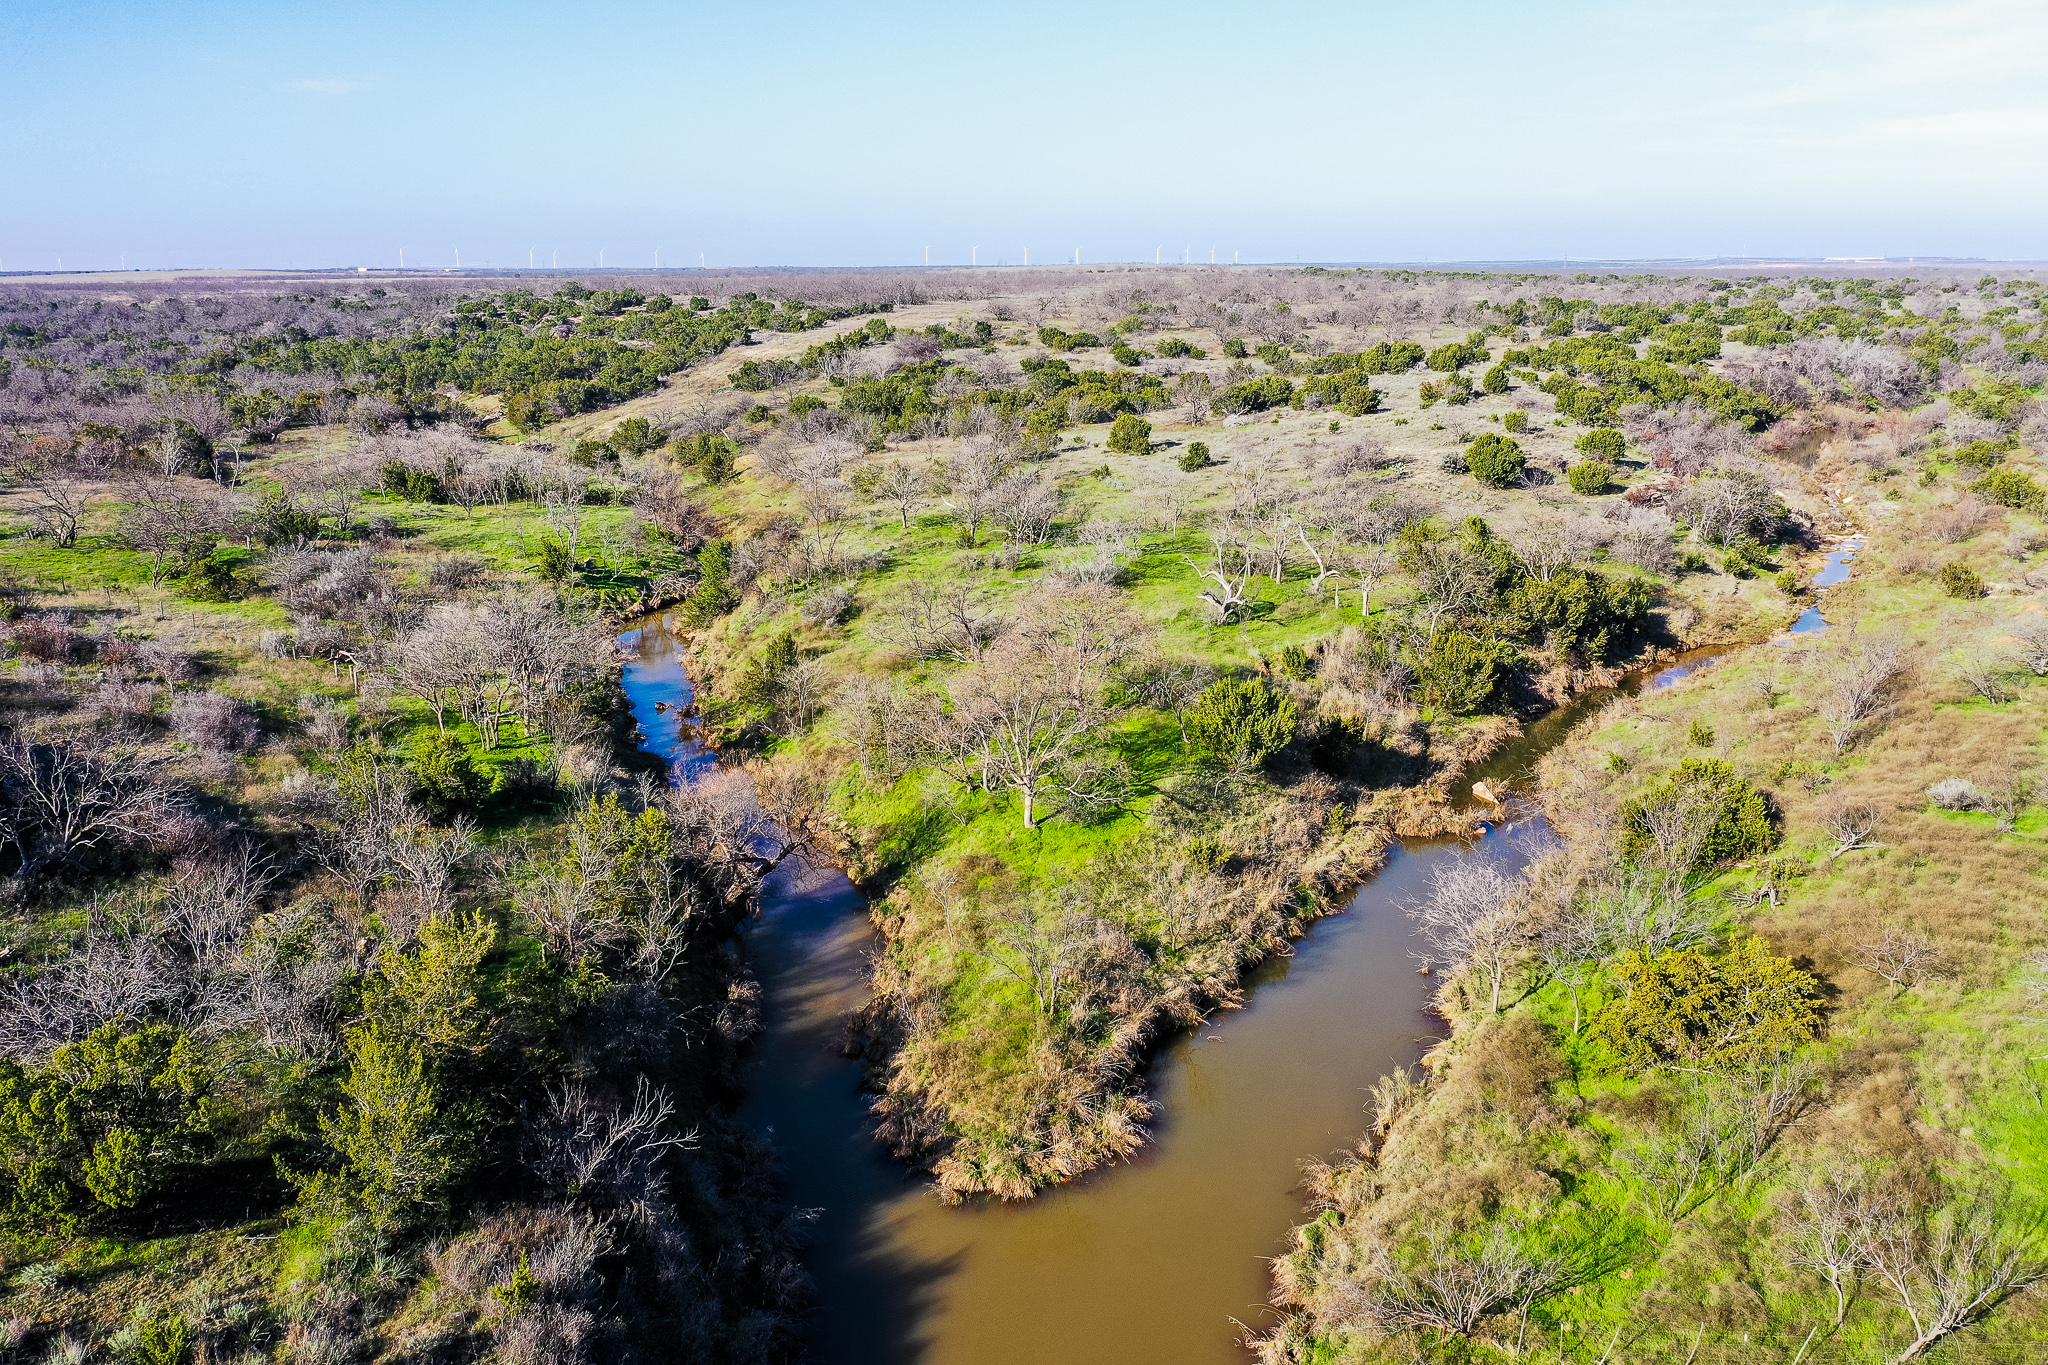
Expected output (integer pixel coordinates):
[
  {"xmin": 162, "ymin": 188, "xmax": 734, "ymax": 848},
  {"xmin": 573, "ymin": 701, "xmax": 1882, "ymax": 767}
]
[
  {"xmin": 570, "ymin": 439, "xmax": 612, "ymax": 467},
  {"xmin": 788, "ymin": 394, "xmax": 827, "ymax": 419},
  {"xmin": 408, "ymin": 732, "xmax": 491, "ymax": 816},
  {"xmin": 380, "ymin": 461, "xmax": 443, "ymax": 502},
  {"xmin": 609, "ymin": 416, "xmax": 665, "ymax": 454},
  {"xmin": 1940, "ymin": 562, "xmax": 1987, "ymax": 598},
  {"xmin": 1721, "ymin": 536, "xmax": 1770, "ymax": 576},
  {"xmin": 1109, "ymin": 341, "xmax": 1147, "ymax": 367},
  {"xmin": 1155, "ymin": 336, "xmax": 1204, "ymax": 359},
  {"xmin": 1951, "ymin": 439, "xmax": 2008, "ymax": 469},
  {"xmin": 180, "ymin": 553, "xmax": 242, "ymax": 602},
  {"xmin": 1594, "ymin": 939, "xmax": 1819, "ymax": 1070},
  {"xmin": 1481, "ymin": 363, "xmax": 1511, "ymax": 394},
  {"xmin": 729, "ymin": 360, "xmax": 771, "ymax": 392},
  {"xmin": 254, "ymin": 493, "xmax": 323, "ymax": 547},
  {"xmin": 1185, "ymin": 679, "xmax": 1297, "ymax": 773},
  {"xmin": 684, "ymin": 540, "xmax": 739, "ymax": 622},
  {"xmin": 1464, "ymin": 432, "xmax": 1527, "ymax": 488},
  {"xmin": 1294, "ymin": 372, "xmax": 1381, "ymax": 415},
  {"xmin": 1413, "ymin": 630, "xmax": 1517, "ymax": 714},
  {"xmin": 1217, "ymin": 376, "xmax": 1295, "ymax": 413},
  {"xmin": 0, "ymin": 1024, "xmax": 214, "ymax": 1232},
  {"xmin": 1107, "ymin": 414, "xmax": 1153, "ymax": 454},
  {"xmin": 1575, "ymin": 428, "xmax": 1626, "ymax": 460},
  {"xmin": 1567, "ymin": 461, "xmax": 1612, "ymax": 494},
  {"xmin": 1274, "ymin": 643, "xmax": 1313, "ymax": 679},
  {"xmin": 1501, "ymin": 411, "xmax": 1528, "ymax": 433},
  {"xmin": 1222, "ymin": 338, "xmax": 1248, "ymax": 359},
  {"xmin": 503, "ymin": 392, "xmax": 551, "ymax": 430},
  {"xmin": 1972, "ymin": 468, "xmax": 2045, "ymax": 512},
  {"xmin": 530, "ymin": 538, "xmax": 575, "ymax": 583},
  {"xmin": 1419, "ymin": 373, "xmax": 1475, "ymax": 408},
  {"xmin": 1426, "ymin": 342, "xmax": 1485, "ymax": 372},
  {"xmin": 1619, "ymin": 756, "xmax": 1777, "ymax": 868},
  {"xmin": 672, "ymin": 432, "xmax": 738, "ymax": 484},
  {"xmin": 1179, "ymin": 442, "xmax": 1211, "ymax": 472}
]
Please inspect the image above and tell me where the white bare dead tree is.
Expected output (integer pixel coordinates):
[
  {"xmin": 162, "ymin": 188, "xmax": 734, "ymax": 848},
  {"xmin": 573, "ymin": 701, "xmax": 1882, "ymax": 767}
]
[
  {"xmin": 1813, "ymin": 634, "xmax": 1907, "ymax": 757},
  {"xmin": 1851, "ymin": 1186, "xmax": 2048, "ymax": 1363},
  {"xmin": 1850, "ymin": 926, "xmax": 1943, "ymax": 996},
  {"xmin": 1817, "ymin": 795, "xmax": 1886, "ymax": 860},
  {"xmin": 1409, "ymin": 859, "xmax": 1531, "ymax": 1013}
]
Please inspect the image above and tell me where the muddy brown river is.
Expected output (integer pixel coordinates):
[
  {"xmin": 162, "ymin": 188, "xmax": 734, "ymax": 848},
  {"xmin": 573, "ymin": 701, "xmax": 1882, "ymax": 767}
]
[{"xmin": 618, "ymin": 613, "xmax": 1730, "ymax": 1364}]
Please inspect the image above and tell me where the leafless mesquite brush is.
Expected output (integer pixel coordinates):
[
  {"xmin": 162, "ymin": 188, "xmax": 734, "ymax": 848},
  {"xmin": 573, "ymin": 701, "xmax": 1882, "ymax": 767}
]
[
  {"xmin": 1816, "ymin": 795, "xmax": 1885, "ymax": 860},
  {"xmin": 1945, "ymin": 647, "xmax": 2019, "ymax": 704},
  {"xmin": 1850, "ymin": 926, "xmax": 1943, "ymax": 996},
  {"xmin": 0, "ymin": 735, "xmax": 175, "ymax": 885},
  {"xmin": 1408, "ymin": 860, "xmax": 1531, "ymax": 1013},
  {"xmin": 1851, "ymin": 1186, "xmax": 2048, "ymax": 1363},
  {"xmin": 1332, "ymin": 1219, "xmax": 1573, "ymax": 1341},
  {"xmin": 1812, "ymin": 634, "xmax": 1907, "ymax": 757}
]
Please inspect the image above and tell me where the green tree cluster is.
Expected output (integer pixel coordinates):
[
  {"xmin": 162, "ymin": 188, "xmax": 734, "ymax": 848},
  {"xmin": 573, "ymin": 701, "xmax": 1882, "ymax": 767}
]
[
  {"xmin": 1619, "ymin": 757, "xmax": 1777, "ymax": 868},
  {"xmin": 1185, "ymin": 679, "xmax": 1296, "ymax": 774},
  {"xmin": 1464, "ymin": 432, "xmax": 1526, "ymax": 487},
  {"xmin": 1593, "ymin": 939, "xmax": 1821, "ymax": 1070},
  {"xmin": 0, "ymin": 1024, "xmax": 214, "ymax": 1232}
]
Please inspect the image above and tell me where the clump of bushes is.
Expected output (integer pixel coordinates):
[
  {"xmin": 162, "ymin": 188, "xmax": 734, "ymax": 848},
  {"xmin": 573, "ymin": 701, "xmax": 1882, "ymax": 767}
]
[
  {"xmin": 1107, "ymin": 414, "xmax": 1153, "ymax": 454},
  {"xmin": 1575, "ymin": 428, "xmax": 1626, "ymax": 461},
  {"xmin": 1186, "ymin": 678, "xmax": 1296, "ymax": 774},
  {"xmin": 1178, "ymin": 442, "xmax": 1211, "ymax": 472},
  {"xmin": 1940, "ymin": 562, "xmax": 1987, "ymax": 598},
  {"xmin": 1619, "ymin": 757, "xmax": 1777, "ymax": 868},
  {"xmin": 1593, "ymin": 938, "xmax": 1821, "ymax": 1069},
  {"xmin": 1972, "ymin": 467, "xmax": 2045, "ymax": 512},
  {"xmin": 1567, "ymin": 461, "xmax": 1613, "ymax": 494},
  {"xmin": 1464, "ymin": 433, "xmax": 1527, "ymax": 488}
]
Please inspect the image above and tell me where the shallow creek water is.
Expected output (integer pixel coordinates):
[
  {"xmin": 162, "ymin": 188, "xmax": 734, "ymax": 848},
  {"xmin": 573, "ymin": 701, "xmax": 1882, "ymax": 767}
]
[{"xmin": 617, "ymin": 615, "xmax": 1736, "ymax": 1365}]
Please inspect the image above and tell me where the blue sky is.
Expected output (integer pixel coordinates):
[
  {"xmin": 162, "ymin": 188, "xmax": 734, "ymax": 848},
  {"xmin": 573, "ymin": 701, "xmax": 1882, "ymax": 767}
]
[{"xmin": 5, "ymin": 0, "xmax": 2047, "ymax": 270}]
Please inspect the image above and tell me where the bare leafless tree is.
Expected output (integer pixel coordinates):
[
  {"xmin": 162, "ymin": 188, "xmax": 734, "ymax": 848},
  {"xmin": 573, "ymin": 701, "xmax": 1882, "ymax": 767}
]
[
  {"xmin": 1852, "ymin": 1186, "xmax": 2048, "ymax": 1363},
  {"xmin": 1946, "ymin": 647, "xmax": 2018, "ymax": 704},
  {"xmin": 2006, "ymin": 616, "xmax": 2048, "ymax": 677},
  {"xmin": 1818, "ymin": 796, "xmax": 1886, "ymax": 860},
  {"xmin": 985, "ymin": 905, "xmax": 1090, "ymax": 1017},
  {"xmin": 1333, "ymin": 1219, "xmax": 1572, "ymax": 1341},
  {"xmin": 1778, "ymin": 1165, "xmax": 1872, "ymax": 1328},
  {"xmin": 526, "ymin": 1076, "xmax": 696, "ymax": 1214},
  {"xmin": 1844, "ymin": 926, "xmax": 1940, "ymax": 998},
  {"xmin": 1182, "ymin": 524, "xmax": 1257, "ymax": 623},
  {"xmin": 1813, "ymin": 634, "xmax": 1907, "ymax": 757},
  {"xmin": 1409, "ymin": 860, "xmax": 1531, "ymax": 1013},
  {"xmin": 0, "ymin": 737, "xmax": 174, "ymax": 885},
  {"xmin": 875, "ymin": 461, "xmax": 927, "ymax": 529},
  {"xmin": 880, "ymin": 581, "xmax": 1003, "ymax": 664},
  {"xmin": 14, "ymin": 460, "xmax": 89, "ymax": 548}
]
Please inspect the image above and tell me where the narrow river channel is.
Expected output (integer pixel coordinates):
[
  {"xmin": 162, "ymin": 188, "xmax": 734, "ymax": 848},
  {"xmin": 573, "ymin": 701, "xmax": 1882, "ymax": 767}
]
[{"xmin": 616, "ymin": 614, "xmax": 1736, "ymax": 1365}]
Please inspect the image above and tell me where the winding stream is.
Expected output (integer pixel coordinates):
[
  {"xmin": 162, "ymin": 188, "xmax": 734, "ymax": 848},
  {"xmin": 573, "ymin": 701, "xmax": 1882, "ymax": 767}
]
[{"xmin": 616, "ymin": 615, "xmax": 1739, "ymax": 1365}]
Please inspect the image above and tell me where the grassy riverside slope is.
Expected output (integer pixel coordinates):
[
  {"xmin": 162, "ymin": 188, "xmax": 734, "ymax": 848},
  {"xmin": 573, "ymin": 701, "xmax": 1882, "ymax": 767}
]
[{"xmin": 1260, "ymin": 422, "xmax": 2048, "ymax": 1362}]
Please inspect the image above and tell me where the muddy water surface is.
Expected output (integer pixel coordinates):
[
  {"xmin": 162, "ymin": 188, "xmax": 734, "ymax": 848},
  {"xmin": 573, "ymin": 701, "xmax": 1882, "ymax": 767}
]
[{"xmin": 618, "ymin": 613, "xmax": 1711, "ymax": 1365}]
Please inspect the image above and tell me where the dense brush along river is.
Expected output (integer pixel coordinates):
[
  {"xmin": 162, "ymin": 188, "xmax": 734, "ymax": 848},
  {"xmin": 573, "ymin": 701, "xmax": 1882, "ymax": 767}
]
[{"xmin": 618, "ymin": 613, "xmax": 1736, "ymax": 1365}]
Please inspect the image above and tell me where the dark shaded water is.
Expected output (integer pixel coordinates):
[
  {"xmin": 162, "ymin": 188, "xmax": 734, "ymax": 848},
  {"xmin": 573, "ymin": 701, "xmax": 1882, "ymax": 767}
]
[{"xmin": 616, "ymin": 613, "xmax": 1714, "ymax": 1365}]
